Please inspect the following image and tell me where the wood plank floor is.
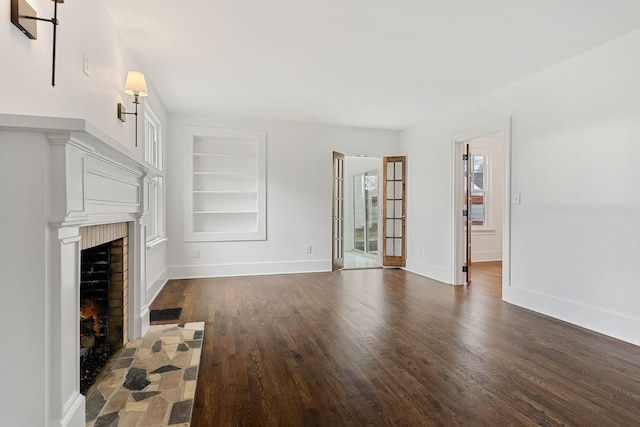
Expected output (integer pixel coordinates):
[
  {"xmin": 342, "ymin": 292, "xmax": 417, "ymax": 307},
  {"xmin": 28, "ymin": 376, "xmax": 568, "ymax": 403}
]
[{"xmin": 151, "ymin": 262, "xmax": 640, "ymax": 426}]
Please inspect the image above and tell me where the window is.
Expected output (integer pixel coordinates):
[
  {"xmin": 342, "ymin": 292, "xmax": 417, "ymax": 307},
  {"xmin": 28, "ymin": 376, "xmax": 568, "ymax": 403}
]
[
  {"xmin": 144, "ymin": 111, "xmax": 161, "ymax": 169},
  {"xmin": 471, "ymin": 154, "xmax": 487, "ymax": 227},
  {"xmin": 184, "ymin": 126, "xmax": 266, "ymax": 242},
  {"xmin": 144, "ymin": 108, "xmax": 164, "ymax": 243}
]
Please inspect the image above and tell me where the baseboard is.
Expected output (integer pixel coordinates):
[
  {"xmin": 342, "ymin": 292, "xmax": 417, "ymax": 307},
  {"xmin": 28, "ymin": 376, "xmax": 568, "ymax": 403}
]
[
  {"xmin": 471, "ymin": 250, "xmax": 502, "ymax": 262},
  {"xmin": 168, "ymin": 259, "xmax": 331, "ymax": 279},
  {"xmin": 504, "ymin": 285, "xmax": 640, "ymax": 346},
  {"xmin": 403, "ymin": 260, "xmax": 452, "ymax": 285},
  {"xmin": 59, "ymin": 391, "xmax": 85, "ymax": 427},
  {"xmin": 146, "ymin": 268, "xmax": 168, "ymax": 306}
]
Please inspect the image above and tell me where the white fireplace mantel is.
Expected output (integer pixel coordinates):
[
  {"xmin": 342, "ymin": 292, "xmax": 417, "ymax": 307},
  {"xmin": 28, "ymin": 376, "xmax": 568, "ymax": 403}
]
[{"xmin": 0, "ymin": 114, "xmax": 161, "ymax": 427}]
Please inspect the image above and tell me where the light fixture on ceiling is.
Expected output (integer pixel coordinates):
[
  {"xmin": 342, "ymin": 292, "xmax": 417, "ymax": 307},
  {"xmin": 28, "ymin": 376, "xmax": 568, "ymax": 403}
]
[
  {"xmin": 10, "ymin": 0, "xmax": 65, "ymax": 87},
  {"xmin": 117, "ymin": 71, "xmax": 148, "ymax": 147}
]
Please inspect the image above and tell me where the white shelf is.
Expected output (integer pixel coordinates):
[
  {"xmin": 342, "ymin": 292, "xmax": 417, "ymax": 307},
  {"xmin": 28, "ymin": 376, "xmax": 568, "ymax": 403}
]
[
  {"xmin": 193, "ymin": 190, "xmax": 257, "ymax": 194},
  {"xmin": 193, "ymin": 171, "xmax": 257, "ymax": 176},
  {"xmin": 193, "ymin": 152, "xmax": 258, "ymax": 158},
  {"xmin": 185, "ymin": 125, "xmax": 266, "ymax": 242},
  {"xmin": 194, "ymin": 211, "xmax": 258, "ymax": 214}
]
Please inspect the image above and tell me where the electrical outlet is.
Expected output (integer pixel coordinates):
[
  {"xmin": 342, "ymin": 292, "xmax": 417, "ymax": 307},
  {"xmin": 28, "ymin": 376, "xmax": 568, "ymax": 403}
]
[
  {"xmin": 83, "ymin": 51, "xmax": 91, "ymax": 77},
  {"xmin": 193, "ymin": 249, "xmax": 200, "ymax": 258},
  {"xmin": 305, "ymin": 245, "xmax": 312, "ymax": 254}
]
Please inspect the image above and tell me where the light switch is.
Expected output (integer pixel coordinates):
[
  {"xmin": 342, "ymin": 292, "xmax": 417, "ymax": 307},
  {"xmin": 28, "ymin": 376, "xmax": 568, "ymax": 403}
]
[
  {"xmin": 513, "ymin": 192, "xmax": 521, "ymax": 205},
  {"xmin": 83, "ymin": 51, "xmax": 91, "ymax": 77}
]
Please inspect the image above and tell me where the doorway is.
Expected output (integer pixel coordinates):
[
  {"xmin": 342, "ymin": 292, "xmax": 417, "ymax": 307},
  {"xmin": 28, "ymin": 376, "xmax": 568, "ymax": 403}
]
[
  {"xmin": 344, "ymin": 156, "xmax": 382, "ymax": 269},
  {"xmin": 452, "ymin": 118, "xmax": 511, "ymax": 291},
  {"xmin": 333, "ymin": 153, "xmax": 407, "ymax": 271}
]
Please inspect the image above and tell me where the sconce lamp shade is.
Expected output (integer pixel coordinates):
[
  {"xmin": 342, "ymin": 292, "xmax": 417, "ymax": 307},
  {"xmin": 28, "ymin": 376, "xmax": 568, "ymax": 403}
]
[{"xmin": 123, "ymin": 71, "xmax": 148, "ymax": 97}]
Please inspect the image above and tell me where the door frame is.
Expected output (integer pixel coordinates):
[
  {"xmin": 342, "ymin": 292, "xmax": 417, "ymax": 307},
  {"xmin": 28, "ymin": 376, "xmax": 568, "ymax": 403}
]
[{"xmin": 451, "ymin": 117, "xmax": 511, "ymax": 290}]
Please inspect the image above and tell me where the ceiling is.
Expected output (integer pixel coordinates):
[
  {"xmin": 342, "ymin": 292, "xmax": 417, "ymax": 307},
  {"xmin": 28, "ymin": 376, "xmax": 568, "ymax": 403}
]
[{"xmin": 104, "ymin": 0, "xmax": 640, "ymax": 130}]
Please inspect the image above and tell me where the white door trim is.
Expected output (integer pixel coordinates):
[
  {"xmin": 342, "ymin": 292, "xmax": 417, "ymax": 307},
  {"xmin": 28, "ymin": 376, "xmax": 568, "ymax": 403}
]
[{"xmin": 451, "ymin": 117, "xmax": 511, "ymax": 292}]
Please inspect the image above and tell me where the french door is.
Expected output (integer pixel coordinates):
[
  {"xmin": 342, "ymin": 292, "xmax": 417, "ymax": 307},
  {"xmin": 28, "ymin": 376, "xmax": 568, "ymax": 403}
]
[
  {"xmin": 382, "ymin": 156, "xmax": 406, "ymax": 267},
  {"xmin": 332, "ymin": 152, "xmax": 345, "ymax": 270},
  {"xmin": 463, "ymin": 144, "xmax": 472, "ymax": 284}
]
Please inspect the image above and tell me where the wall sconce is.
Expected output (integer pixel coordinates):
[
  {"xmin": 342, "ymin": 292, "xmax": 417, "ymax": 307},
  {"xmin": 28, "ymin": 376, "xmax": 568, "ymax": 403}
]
[
  {"xmin": 11, "ymin": 0, "xmax": 65, "ymax": 87},
  {"xmin": 117, "ymin": 71, "xmax": 148, "ymax": 147}
]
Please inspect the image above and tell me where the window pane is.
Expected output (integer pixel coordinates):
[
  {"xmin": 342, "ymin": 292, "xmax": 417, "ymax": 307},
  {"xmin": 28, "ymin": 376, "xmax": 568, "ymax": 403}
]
[
  {"xmin": 386, "ymin": 181, "xmax": 395, "ymax": 199},
  {"xmin": 473, "ymin": 155, "xmax": 485, "ymax": 190},
  {"xmin": 395, "ymin": 182, "xmax": 402, "ymax": 200},
  {"xmin": 386, "ymin": 201, "xmax": 395, "ymax": 218},
  {"xmin": 386, "ymin": 219, "xmax": 394, "ymax": 237},
  {"xmin": 471, "ymin": 193, "xmax": 485, "ymax": 225},
  {"xmin": 386, "ymin": 162, "xmax": 394, "ymax": 180},
  {"xmin": 394, "ymin": 161, "xmax": 403, "ymax": 180},
  {"xmin": 395, "ymin": 200, "xmax": 402, "ymax": 218},
  {"xmin": 386, "ymin": 238, "xmax": 394, "ymax": 256},
  {"xmin": 394, "ymin": 238, "xmax": 402, "ymax": 256},
  {"xmin": 394, "ymin": 220, "xmax": 402, "ymax": 237}
]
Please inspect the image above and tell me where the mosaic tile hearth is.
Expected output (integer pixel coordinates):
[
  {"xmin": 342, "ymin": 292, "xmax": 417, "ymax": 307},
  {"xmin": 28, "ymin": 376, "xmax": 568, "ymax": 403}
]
[{"xmin": 85, "ymin": 322, "xmax": 205, "ymax": 427}]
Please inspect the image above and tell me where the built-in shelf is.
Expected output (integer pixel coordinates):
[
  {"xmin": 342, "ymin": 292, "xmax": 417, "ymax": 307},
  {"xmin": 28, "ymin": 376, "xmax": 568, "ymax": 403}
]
[
  {"xmin": 185, "ymin": 126, "xmax": 266, "ymax": 241},
  {"xmin": 192, "ymin": 171, "xmax": 258, "ymax": 176},
  {"xmin": 193, "ymin": 153, "xmax": 258, "ymax": 158},
  {"xmin": 193, "ymin": 191, "xmax": 256, "ymax": 195},
  {"xmin": 193, "ymin": 210, "xmax": 258, "ymax": 215}
]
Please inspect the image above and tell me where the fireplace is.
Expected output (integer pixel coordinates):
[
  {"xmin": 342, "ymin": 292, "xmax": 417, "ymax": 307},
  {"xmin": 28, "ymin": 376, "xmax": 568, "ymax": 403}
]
[
  {"xmin": 0, "ymin": 115, "xmax": 158, "ymax": 427},
  {"xmin": 79, "ymin": 223, "xmax": 130, "ymax": 394}
]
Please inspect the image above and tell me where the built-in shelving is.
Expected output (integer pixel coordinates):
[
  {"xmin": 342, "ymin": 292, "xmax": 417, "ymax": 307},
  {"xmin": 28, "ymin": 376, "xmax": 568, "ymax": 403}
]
[{"xmin": 185, "ymin": 126, "xmax": 266, "ymax": 241}]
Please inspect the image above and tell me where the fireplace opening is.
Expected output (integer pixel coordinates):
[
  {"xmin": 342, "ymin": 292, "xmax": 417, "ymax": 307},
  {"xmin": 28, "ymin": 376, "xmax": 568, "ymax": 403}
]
[{"xmin": 79, "ymin": 236, "xmax": 127, "ymax": 395}]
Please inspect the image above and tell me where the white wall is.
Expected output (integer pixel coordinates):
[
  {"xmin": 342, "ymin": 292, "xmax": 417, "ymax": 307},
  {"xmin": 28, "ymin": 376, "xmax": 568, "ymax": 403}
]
[
  {"xmin": 167, "ymin": 115, "xmax": 399, "ymax": 277},
  {"xmin": 1, "ymin": 0, "xmax": 169, "ymax": 307},
  {"xmin": 471, "ymin": 135, "xmax": 504, "ymax": 262},
  {"xmin": 403, "ymin": 29, "xmax": 640, "ymax": 345},
  {"xmin": 0, "ymin": 0, "xmax": 166, "ymax": 152}
]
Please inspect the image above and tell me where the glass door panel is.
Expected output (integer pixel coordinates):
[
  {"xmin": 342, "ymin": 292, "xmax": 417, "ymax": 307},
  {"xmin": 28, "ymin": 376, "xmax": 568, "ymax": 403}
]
[{"xmin": 352, "ymin": 169, "xmax": 379, "ymax": 255}]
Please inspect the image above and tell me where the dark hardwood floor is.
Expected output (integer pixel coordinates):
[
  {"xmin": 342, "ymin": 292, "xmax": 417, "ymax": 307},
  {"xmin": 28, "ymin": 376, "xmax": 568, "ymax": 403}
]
[{"xmin": 151, "ymin": 262, "xmax": 640, "ymax": 426}]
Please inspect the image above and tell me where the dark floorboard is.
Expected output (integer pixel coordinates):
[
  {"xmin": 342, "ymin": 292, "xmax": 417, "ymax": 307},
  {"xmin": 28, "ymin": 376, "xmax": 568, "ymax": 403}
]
[{"xmin": 151, "ymin": 262, "xmax": 640, "ymax": 426}]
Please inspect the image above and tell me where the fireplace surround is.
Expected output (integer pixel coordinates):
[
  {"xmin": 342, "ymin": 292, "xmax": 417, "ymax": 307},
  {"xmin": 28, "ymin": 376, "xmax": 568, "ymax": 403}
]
[{"xmin": 0, "ymin": 115, "xmax": 162, "ymax": 427}]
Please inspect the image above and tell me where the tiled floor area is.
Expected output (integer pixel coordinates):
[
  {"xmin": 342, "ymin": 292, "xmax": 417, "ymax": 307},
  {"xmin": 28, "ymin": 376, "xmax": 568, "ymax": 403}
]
[
  {"xmin": 343, "ymin": 251, "xmax": 381, "ymax": 269},
  {"xmin": 85, "ymin": 322, "xmax": 204, "ymax": 427}
]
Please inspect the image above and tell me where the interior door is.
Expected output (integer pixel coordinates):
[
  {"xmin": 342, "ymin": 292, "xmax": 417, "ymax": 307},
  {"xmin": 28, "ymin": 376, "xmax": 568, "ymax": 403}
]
[
  {"xmin": 464, "ymin": 145, "xmax": 472, "ymax": 284},
  {"xmin": 382, "ymin": 156, "xmax": 406, "ymax": 267},
  {"xmin": 332, "ymin": 152, "xmax": 345, "ymax": 270}
]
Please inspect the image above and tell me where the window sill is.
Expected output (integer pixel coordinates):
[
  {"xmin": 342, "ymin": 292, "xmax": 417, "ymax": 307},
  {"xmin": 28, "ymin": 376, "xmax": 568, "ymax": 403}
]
[
  {"xmin": 146, "ymin": 237, "xmax": 168, "ymax": 251},
  {"xmin": 472, "ymin": 228, "xmax": 495, "ymax": 235}
]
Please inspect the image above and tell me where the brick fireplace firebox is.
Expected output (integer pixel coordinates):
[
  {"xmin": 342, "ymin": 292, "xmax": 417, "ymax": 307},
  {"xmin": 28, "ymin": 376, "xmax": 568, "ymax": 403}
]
[{"xmin": 81, "ymin": 223, "xmax": 130, "ymax": 353}]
